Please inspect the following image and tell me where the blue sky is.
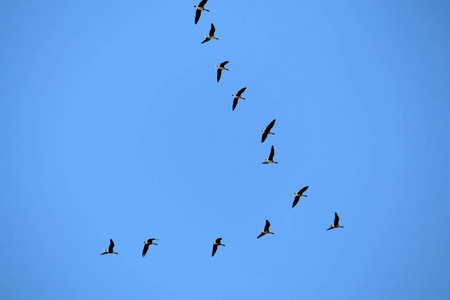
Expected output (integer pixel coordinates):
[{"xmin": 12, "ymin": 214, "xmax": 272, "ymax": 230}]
[{"xmin": 1, "ymin": 1, "xmax": 450, "ymax": 299}]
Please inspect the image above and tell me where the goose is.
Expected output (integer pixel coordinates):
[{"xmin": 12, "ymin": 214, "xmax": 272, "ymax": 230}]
[
  {"xmin": 142, "ymin": 238, "xmax": 159, "ymax": 257},
  {"xmin": 232, "ymin": 87, "xmax": 246, "ymax": 111},
  {"xmin": 216, "ymin": 61, "xmax": 229, "ymax": 82},
  {"xmin": 257, "ymin": 220, "xmax": 274, "ymax": 239},
  {"xmin": 201, "ymin": 23, "xmax": 219, "ymax": 44},
  {"xmin": 261, "ymin": 119, "xmax": 276, "ymax": 143},
  {"xmin": 211, "ymin": 237, "xmax": 226, "ymax": 257},
  {"xmin": 101, "ymin": 239, "xmax": 118, "ymax": 255},
  {"xmin": 327, "ymin": 212, "xmax": 344, "ymax": 230},
  {"xmin": 194, "ymin": 0, "xmax": 209, "ymax": 24},
  {"xmin": 292, "ymin": 186, "xmax": 309, "ymax": 208},
  {"xmin": 262, "ymin": 145, "xmax": 278, "ymax": 164}
]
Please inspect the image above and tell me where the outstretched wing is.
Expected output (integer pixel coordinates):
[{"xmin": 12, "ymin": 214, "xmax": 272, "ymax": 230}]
[
  {"xmin": 195, "ymin": 9, "xmax": 202, "ymax": 24},
  {"xmin": 215, "ymin": 238, "xmax": 222, "ymax": 244},
  {"xmin": 299, "ymin": 186, "xmax": 309, "ymax": 195},
  {"xmin": 209, "ymin": 23, "xmax": 216, "ymax": 36},
  {"xmin": 334, "ymin": 212, "xmax": 340, "ymax": 226},
  {"xmin": 237, "ymin": 87, "xmax": 246, "ymax": 97},
  {"xmin": 257, "ymin": 232, "xmax": 265, "ymax": 239},
  {"xmin": 199, "ymin": 0, "xmax": 208, "ymax": 7},
  {"xmin": 266, "ymin": 119, "xmax": 276, "ymax": 132},
  {"xmin": 264, "ymin": 220, "xmax": 271, "ymax": 231},
  {"xmin": 292, "ymin": 195, "xmax": 300, "ymax": 208},
  {"xmin": 142, "ymin": 244, "xmax": 149, "ymax": 257},
  {"xmin": 212, "ymin": 244, "xmax": 218, "ymax": 256},
  {"xmin": 261, "ymin": 131, "xmax": 268, "ymax": 143},
  {"xmin": 108, "ymin": 239, "xmax": 115, "ymax": 252},
  {"xmin": 220, "ymin": 61, "xmax": 229, "ymax": 68},
  {"xmin": 232, "ymin": 98, "xmax": 238, "ymax": 111},
  {"xmin": 217, "ymin": 69, "xmax": 222, "ymax": 82},
  {"xmin": 268, "ymin": 145, "xmax": 275, "ymax": 160},
  {"xmin": 201, "ymin": 37, "xmax": 210, "ymax": 44}
]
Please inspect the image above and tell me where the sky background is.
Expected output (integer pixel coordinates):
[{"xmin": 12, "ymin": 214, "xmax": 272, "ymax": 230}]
[{"xmin": 1, "ymin": 1, "xmax": 450, "ymax": 299}]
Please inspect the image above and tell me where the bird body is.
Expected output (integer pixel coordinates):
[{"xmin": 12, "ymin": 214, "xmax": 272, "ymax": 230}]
[
  {"xmin": 257, "ymin": 220, "xmax": 274, "ymax": 239},
  {"xmin": 327, "ymin": 212, "xmax": 344, "ymax": 230},
  {"xmin": 211, "ymin": 238, "xmax": 225, "ymax": 256},
  {"xmin": 232, "ymin": 87, "xmax": 246, "ymax": 110},
  {"xmin": 262, "ymin": 145, "xmax": 278, "ymax": 164},
  {"xmin": 292, "ymin": 186, "xmax": 309, "ymax": 208},
  {"xmin": 202, "ymin": 23, "xmax": 219, "ymax": 43},
  {"xmin": 194, "ymin": 0, "xmax": 209, "ymax": 24},
  {"xmin": 261, "ymin": 119, "xmax": 276, "ymax": 143},
  {"xmin": 101, "ymin": 239, "xmax": 118, "ymax": 255},
  {"xmin": 142, "ymin": 238, "xmax": 159, "ymax": 257}
]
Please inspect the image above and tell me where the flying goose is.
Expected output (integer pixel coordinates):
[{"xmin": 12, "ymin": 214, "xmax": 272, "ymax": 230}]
[
  {"xmin": 101, "ymin": 239, "xmax": 118, "ymax": 255},
  {"xmin": 194, "ymin": 0, "xmax": 209, "ymax": 24},
  {"xmin": 292, "ymin": 186, "xmax": 309, "ymax": 208},
  {"xmin": 216, "ymin": 61, "xmax": 229, "ymax": 82},
  {"xmin": 257, "ymin": 220, "xmax": 274, "ymax": 239},
  {"xmin": 262, "ymin": 145, "xmax": 278, "ymax": 164},
  {"xmin": 211, "ymin": 237, "xmax": 226, "ymax": 256},
  {"xmin": 327, "ymin": 212, "xmax": 344, "ymax": 230},
  {"xmin": 142, "ymin": 238, "xmax": 159, "ymax": 257},
  {"xmin": 201, "ymin": 23, "xmax": 219, "ymax": 44},
  {"xmin": 261, "ymin": 119, "xmax": 276, "ymax": 143},
  {"xmin": 232, "ymin": 87, "xmax": 246, "ymax": 111}
]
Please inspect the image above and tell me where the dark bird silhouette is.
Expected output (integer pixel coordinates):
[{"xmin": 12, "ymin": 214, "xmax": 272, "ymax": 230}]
[
  {"xmin": 262, "ymin": 145, "xmax": 278, "ymax": 164},
  {"xmin": 194, "ymin": 0, "xmax": 209, "ymax": 24},
  {"xmin": 142, "ymin": 238, "xmax": 159, "ymax": 257},
  {"xmin": 232, "ymin": 87, "xmax": 246, "ymax": 111},
  {"xmin": 211, "ymin": 238, "xmax": 225, "ymax": 256},
  {"xmin": 257, "ymin": 220, "xmax": 274, "ymax": 239},
  {"xmin": 201, "ymin": 23, "xmax": 218, "ymax": 43},
  {"xmin": 327, "ymin": 212, "xmax": 344, "ymax": 230},
  {"xmin": 292, "ymin": 186, "xmax": 309, "ymax": 208},
  {"xmin": 216, "ymin": 61, "xmax": 229, "ymax": 82},
  {"xmin": 261, "ymin": 119, "xmax": 276, "ymax": 143},
  {"xmin": 101, "ymin": 239, "xmax": 118, "ymax": 255}
]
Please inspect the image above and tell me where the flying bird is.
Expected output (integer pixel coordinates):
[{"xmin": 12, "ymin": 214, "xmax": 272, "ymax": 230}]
[
  {"xmin": 257, "ymin": 220, "xmax": 274, "ymax": 239},
  {"xmin": 262, "ymin": 145, "xmax": 278, "ymax": 164},
  {"xmin": 211, "ymin": 238, "xmax": 225, "ymax": 256},
  {"xmin": 194, "ymin": 0, "xmax": 209, "ymax": 24},
  {"xmin": 261, "ymin": 119, "xmax": 276, "ymax": 143},
  {"xmin": 101, "ymin": 239, "xmax": 118, "ymax": 255},
  {"xmin": 216, "ymin": 61, "xmax": 229, "ymax": 82},
  {"xmin": 201, "ymin": 23, "xmax": 219, "ymax": 44},
  {"xmin": 232, "ymin": 87, "xmax": 246, "ymax": 111},
  {"xmin": 327, "ymin": 212, "xmax": 344, "ymax": 230},
  {"xmin": 142, "ymin": 238, "xmax": 159, "ymax": 257},
  {"xmin": 292, "ymin": 186, "xmax": 309, "ymax": 208}
]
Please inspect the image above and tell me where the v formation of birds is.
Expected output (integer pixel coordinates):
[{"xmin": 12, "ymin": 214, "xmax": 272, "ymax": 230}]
[{"xmin": 101, "ymin": 0, "xmax": 344, "ymax": 258}]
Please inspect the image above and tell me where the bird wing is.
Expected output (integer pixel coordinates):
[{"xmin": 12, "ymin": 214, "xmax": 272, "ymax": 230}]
[
  {"xmin": 334, "ymin": 212, "xmax": 340, "ymax": 226},
  {"xmin": 237, "ymin": 87, "xmax": 246, "ymax": 96},
  {"xmin": 268, "ymin": 145, "xmax": 275, "ymax": 160},
  {"xmin": 266, "ymin": 119, "xmax": 276, "ymax": 131},
  {"xmin": 142, "ymin": 244, "xmax": 149, "ymax": 257},
  {"xmin": 261, "ymin": 131, "xmax": 268, "ymax": 143},
  {"xmin": 216, "ymin": 238, "xmax": 222, "ymax": 244},
  {"xmin": 299, "ymin": 186, "xmax": 309, "ymax": 195},
  {"xmin": 292, "ymin": 196, "xmax": 300, "ymax": 208},
  {"xmin": 199, "ymin": 0, "xmax": 208, "ymax": 7},
  {"xmin": 212, "ymin": 244, "xmax": 218, "ymax": 256},
  {"xmin": 195, "ymin": 9, "xmax": 202, "ymax": 24},
  {"xmin": 232, "ymin": 97, "xmax": 238, "ymax": 111},
  {"xmin": 217, "ymin": 69, "xmax": 222, "ymax": 82},
  {"xmin": 201, "ymin": 37, "xmax": 210, "ymax": 44},
  {"xmin": 209, "ymin": 23, "xmax": 215, "ymax": 36},
  {"xmin": 257, "ymin": 232, "xmax": 265, "ymax": 239},
  {"xmin": 101, "ymin": 252, "xmax": 107, "ymax": 255},
  {"xmin": 108, "ymin": 239, "xmax": 115, "ymax": 252},
  {"xmin": 264, "ymin": 220, "xmax": 271, "ymax": 231},
  {"xmin": 220, "ymin": 61, "xmax": 229, "ymax": 67}
]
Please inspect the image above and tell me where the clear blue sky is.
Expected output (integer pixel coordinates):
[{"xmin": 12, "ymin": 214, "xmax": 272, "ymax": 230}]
[{"xmin": 1, "ymin": 1, "xmax": 450, "ymax": 299}]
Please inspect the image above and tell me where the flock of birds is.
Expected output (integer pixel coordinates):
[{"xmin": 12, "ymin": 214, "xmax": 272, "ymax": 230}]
[{"xmin": 100, "ymin": 0, "xmax": 344, "ymax": 258}]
